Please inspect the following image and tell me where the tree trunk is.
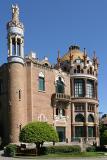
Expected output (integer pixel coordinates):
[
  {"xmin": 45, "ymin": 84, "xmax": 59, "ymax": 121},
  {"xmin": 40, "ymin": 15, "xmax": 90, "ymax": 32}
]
[{"xmin": 35, "ymin": 142, "xmax": 40, "ymax": 156}]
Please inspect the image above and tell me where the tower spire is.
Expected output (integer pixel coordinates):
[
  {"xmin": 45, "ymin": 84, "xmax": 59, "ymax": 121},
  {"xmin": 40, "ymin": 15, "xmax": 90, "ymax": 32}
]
[
  {"xmin": 57, "ymin": 50, "xmax": 60, "ymax": 69},
  {"xmin": 83, "ymin": 48, "xmax": 87, "ymax": 67},
  {"xmin": 12, "ymin": 4, "xmax": 19, "ymax": 23}
]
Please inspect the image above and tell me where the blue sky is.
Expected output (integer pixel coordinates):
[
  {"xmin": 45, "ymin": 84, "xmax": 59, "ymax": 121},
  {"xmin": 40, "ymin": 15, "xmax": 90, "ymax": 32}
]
[{"xmin": 0, "ymin": 0, "xmax": 107, "ymax": 114}]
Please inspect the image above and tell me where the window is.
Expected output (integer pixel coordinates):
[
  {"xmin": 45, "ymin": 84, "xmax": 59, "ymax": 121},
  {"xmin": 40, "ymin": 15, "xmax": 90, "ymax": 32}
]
[
  {"xmin": 19, "ymin": 90, "xmax": 21, "ymax": 100},
  {"xmin": 86, "ymin": 80, "xmax": 94, "ymax": 98},
  {"xmin": 88, "ymin": 126, "xmax": 94, "ymax": 137},
  {"xmin": 75, "ymin": 114, "xmax": 85, "ymax": 122},
  {"xmin": 56, "ymin": 77, "xmax": 64, "ymax": 93},
  {"xmin": 74, "ymin": 69, "xmax": 76, "ymax": 73},
  {"xmin": 38, "ymin": 72, "xmax": 45, "ymax": 91},
  {"xmin": 56, "ymin": 127, "xmax": 65, "ymax": 142},
  {"xmin": 74, "ymin": 79, "xmax": 84, "ymax": 97},
  {"xmin": 76, "ymin": 59, "xmax": 81, "ymax": 63},
  {"xmin": 56, "ymin": 108, "xmax": 65, "ymax": 116},
  {"xmin": 77, "ymin": 65, "xmax": 80, "ymax": 73},
  {"xmin": 88, "ymin": 114, "xmax": 94, "ymax": 122},
  {"xmin": 0, "ymin": 79, "xmax": 3, "ymax": 95},
  {"xmin": 88, "ymin": 104, "xmax": 94, "ymax": 112},
  {"xmin": 89, "ymin": 67, "xmax": 92, "ymax": 75},
  {"xmin": 75, "ymin": 126, "xmax": 84, "ymax": 137},
  {"xmin": 81, "ymin": 69, "xmax": 84, "ymax": 73},
  {"xmin": 75, "ymin": 104, "xmax": 85, "ymax": 111}
]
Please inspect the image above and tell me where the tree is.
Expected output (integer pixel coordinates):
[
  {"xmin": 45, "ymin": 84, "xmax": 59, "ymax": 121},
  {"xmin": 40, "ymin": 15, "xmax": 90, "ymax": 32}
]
[
  {"xmin": 19, "ymin": 121, "xmax": 59, "ymax": 155},
  {"xmin": 101, "ymin": 130, "xmax": 107, "ymax": 146}
]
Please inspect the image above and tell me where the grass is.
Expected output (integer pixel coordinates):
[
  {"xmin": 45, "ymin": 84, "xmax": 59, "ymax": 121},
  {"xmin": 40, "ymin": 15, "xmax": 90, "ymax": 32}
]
[{"xmin": 15, "ymin": 152, "xmax": 106, "ymax": 159}]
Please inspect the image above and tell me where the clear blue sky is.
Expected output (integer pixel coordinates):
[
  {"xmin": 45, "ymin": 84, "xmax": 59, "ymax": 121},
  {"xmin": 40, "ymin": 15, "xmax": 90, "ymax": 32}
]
[{"xmin": 0, "ymin": 0, "xmax": 106, "ymax": 114}]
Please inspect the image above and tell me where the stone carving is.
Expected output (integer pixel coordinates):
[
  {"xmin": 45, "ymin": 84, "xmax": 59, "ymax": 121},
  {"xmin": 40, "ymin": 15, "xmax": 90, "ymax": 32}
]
[{"xmin": 12, "ymin": 4, "xmax": 19, "ymax": 23}]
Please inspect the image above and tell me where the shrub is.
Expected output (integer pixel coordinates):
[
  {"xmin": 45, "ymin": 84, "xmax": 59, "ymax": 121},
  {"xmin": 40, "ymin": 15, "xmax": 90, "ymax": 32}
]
[
  {"xmin": 46, "ymin": 145, "xmax": 81, "ymax": 154},
  {"xmin": 4, "ymin": 144, "xmax": 17, "ymax": 157},
  {"xmin": 40, "ymin": 147, "xmax": 48, "ymax": 155},
  {"xmin": 86, "ymin": 146, "xmax": 96, "ymax": 152},
  {"xmin": 96, "ymin": 146, "xmax": 107, "ymax": 152}
]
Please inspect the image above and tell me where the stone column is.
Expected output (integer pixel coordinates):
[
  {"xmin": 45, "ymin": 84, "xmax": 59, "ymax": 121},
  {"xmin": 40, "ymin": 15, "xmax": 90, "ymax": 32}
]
[
  {"xmin": 84, "ymin": 79, "xmax": 87, "ymax": 97},
  {"xmin": 15, "ymin": 36, "xmax": 17, "ymax": 56},
  {"xmin": 96, "ymin": 82, "xmax": 98, "ymax": 100},
  {"xmin": 94, "ymin": 104, "xmax": 99, "ymax": 138},
  {"xmin": 9, "ymin": 37, "xmax": 12, "ymax": 56},
  {"xmin": 94, "ymin": 80, "xmax": 96, "ymax": 99},
  {"xmin": 71, "ymin": 103, "xmax": 75, "ymax": 139},
  {"xmin": 21, "ymin": 39, "xmax": 24, "ymax": 58},
  {"xmin": 85, "ymin": 102, "xmax": 88, "ymax": 141},
  {"xmin": 66, "ymin": 102, "xmax": 71, "ymax": 143},
  {"xmin": 71, "ymin": 78, "xmax": 74, "ymax": 97}
]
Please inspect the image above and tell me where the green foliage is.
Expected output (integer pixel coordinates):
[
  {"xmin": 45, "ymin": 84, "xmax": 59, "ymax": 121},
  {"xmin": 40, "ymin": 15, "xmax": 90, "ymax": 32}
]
[
  {"xmin": 100, "ymin": 130, "xmax": 107, "ymax": 145},
  {"xmin": 46, "ymin": 145, "xmax": 81, "ymax": 154},
  {"xmin": 4, "ymin": 144, "xmax": 17, "ymax": 157},
  {"xmin": 96, "ymin": 146, "xmax": 107, "ymax": 152},
  {"xmin": 86, "ymin": 146, "xmax": 96, "ymax": 152},
  {"xmin": 19, "ymin": 121, "xmax": 59, "ymax": 144}
]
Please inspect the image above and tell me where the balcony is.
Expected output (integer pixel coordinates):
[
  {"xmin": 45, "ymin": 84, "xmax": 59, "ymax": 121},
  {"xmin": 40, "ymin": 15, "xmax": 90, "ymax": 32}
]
[{"xmin": 53, "ymin": 93, "xmax": 71, "ymax": 102}]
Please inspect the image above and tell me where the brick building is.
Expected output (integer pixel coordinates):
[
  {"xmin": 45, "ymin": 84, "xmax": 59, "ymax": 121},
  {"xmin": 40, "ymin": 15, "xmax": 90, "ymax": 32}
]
[{"xmin": 0, "ymin": 5, "xmax": 99, "ymax": 146}]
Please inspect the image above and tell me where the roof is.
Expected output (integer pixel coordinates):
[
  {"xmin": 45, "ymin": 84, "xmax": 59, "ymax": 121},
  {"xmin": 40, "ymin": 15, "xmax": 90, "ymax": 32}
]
[{"xmin": 61, "ymin": 49, "xmax": 84, "ymax": 62}]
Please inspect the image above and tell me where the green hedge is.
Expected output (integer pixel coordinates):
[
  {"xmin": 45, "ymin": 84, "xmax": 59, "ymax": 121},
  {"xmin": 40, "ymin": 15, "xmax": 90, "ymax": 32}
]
[
  {"xmin": 4, "ymin": 144, "xmax": 17, "ymax": 157},
  {"xmin": 86, "ymin": 146, "xmax": 96, "ymax": 152},
  {"xmin": 46, "ymin": 145, "xmax": 81, "ymax": 154}
]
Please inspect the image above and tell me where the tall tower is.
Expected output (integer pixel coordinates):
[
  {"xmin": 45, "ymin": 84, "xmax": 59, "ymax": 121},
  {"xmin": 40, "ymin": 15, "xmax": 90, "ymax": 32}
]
[{"xmin": 7, "ymin": 5, "xmax": 27, "ymax": 143}]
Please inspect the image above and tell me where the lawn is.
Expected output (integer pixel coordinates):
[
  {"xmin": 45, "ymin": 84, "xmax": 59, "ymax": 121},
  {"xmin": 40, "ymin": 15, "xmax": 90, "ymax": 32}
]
[{"xmin": 16, "ymin": 152, "xmax": 107, "ymax": 159}]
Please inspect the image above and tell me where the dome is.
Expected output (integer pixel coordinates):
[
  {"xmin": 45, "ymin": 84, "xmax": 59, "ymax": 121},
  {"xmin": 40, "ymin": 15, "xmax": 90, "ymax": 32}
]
[{"xmin": 60, "ymin": 45, "xmax": 85, "ymax": 62}]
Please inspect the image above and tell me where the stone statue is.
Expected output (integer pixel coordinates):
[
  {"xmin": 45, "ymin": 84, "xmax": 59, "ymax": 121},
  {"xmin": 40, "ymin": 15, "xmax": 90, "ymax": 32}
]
[{"xmin": 12, "ymin": 4, "xmax": 19, "ymax": 23}]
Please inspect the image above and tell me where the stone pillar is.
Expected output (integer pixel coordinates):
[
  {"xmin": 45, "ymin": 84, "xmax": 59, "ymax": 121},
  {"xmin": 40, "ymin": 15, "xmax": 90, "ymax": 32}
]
[
  {"xmin": 72, "ymin": 125, "xmax": 75, "ymax": 139},
  {"xmin": 20, "ymin": 39, "xmax": 24, "ymax": 58},
  {"xmin": 15, "ymin": 36, "xmax": 17, "ymax": 56},
  {"xmin": 84, "ymin": 79, "xmax": 87, "ymax": 97},
  {"xmin": 9, "ymin": 37, "xmax": 12, "ymax": 56},
  {"xmin": 94, "ymin": 80, "xmax": 96, "ymax": 99},
  {"xmin": 71, "ymin": 103, "xmax": 75, "ymax": 139},
  {"xmin": 94, "ymin": 104, "xmax": 99, "ymax": 138},
  {"xmin": 96, "ymin": 82, "xmax": 98, "ymax": 100},
  {"xmin": 85, "ymin": 102, "xmax": 88, "ymax": 140},
  {"xmin": 66, "ymin": 102, "xmax": 71, "ymax": 143},
  {"xmin": 71, "ymin": 78, "xmax": 74, "ymax": 97}
]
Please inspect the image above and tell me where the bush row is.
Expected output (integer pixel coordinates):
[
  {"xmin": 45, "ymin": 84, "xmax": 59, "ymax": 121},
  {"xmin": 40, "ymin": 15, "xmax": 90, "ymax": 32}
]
[
  {"xmin": 46, "ymin": 145, "xmax": 81, "ymax": 154},
  {"xmin": 4, "ymin": 144, "xmax": 81, "ymax": 157},
  {"xmin": 86, "ymin": 145, "xmax": 107, "ymax": 152}
]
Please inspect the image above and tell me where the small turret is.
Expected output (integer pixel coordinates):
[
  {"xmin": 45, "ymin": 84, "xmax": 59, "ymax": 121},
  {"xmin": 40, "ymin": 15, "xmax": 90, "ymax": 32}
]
[
  {"xmin": 83, "ymin": 48, "xmax": 87, "ymax": 68},
  {"xmin": 93, "ymin": 51, "xmax": 99, "ymax": 71},
  {"xmin": 7, "ymin": 4, "xmax": 24, "ymax": 64}
]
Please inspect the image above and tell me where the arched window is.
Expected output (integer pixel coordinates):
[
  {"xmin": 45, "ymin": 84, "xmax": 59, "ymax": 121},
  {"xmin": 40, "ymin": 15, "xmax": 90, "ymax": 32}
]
[
  {"xmin": 88, "ymin": 114, "xmax": 94, "ymax": 122},
  {"xmin": 56, "ymin": 77, "xmax": 64, "ymax": 93},
  {"xmin": 77, "ymin": 65, "xmax": 80, "ymax": 73},
  {"xmin": 38, "ymin": 72, "xmax": 45, "ymax": 91},
  {"xmin": 89, "ymin": 67, "xmax": 92, "ymax": 75},
  {"xmin": 75, "ymin": 114, "xmax": 85, "ymax": 122}
]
